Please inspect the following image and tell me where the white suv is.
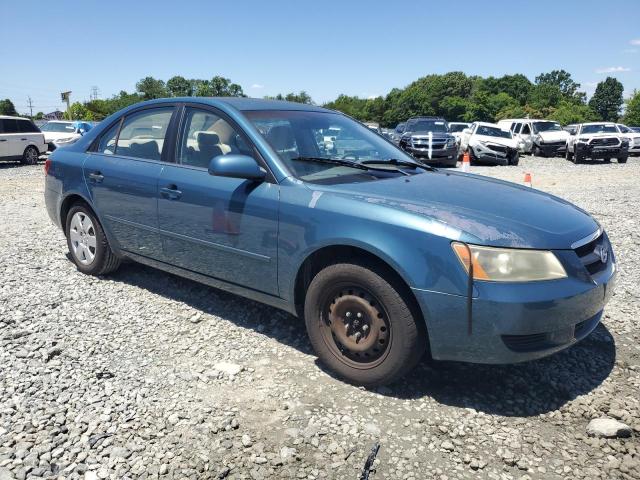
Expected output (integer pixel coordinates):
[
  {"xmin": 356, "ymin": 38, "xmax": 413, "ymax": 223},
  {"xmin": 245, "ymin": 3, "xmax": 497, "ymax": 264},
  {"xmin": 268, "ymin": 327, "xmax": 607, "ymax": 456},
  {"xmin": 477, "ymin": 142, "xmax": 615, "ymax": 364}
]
[
  {"xmin": 565, "ymin": 122, "xmax": 628, "ymax": 164},
  {"xmin": 615, "ymin": 124, "xmax": 640, "ymax": 155},
  {"xmin": 0, "ymin": 116, "xmax": 47, "ymax": 164},
  {"xmin": 497, "ymin": 119, "xmax": 569, "ymax": 156}
]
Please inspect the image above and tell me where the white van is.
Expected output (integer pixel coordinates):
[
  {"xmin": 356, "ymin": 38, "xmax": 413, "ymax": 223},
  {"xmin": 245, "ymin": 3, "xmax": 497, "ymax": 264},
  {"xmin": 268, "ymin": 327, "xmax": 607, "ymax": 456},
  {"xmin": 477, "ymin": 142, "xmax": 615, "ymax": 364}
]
[
  {"xmin": 497, "ymin": 118, "xmax": 569, "ymax": 157},
  {"xmin": 0, "ymin": 116, "xmax": 47, "ymax": 164}
]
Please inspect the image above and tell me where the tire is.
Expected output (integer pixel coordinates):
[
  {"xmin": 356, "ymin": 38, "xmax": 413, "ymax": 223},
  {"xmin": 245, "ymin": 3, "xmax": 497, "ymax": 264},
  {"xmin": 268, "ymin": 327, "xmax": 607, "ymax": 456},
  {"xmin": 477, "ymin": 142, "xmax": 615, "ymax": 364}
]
[
  {"xmin": 304, "ymin": 261, "xmax": 426, "ymax": 387},
  {"xmin": 533, "ymin": 145, "xmax": 543, "ymax": 157},
  {"xmin": 618, "ymin": 156, "xmax": 628, "ymax": 163},
  {"xmin": 574, "ymin": 147, "xmax": 584, "ymax": 164},
  {"xmin": 508, "ymin": 151, "xmax": 519, "ymax": 166},
  {"xmin": 65, "ymin": 203, "xmax": 121, "ymax": 276},
  {"xmin": 20, "ymin": 146, "xmax": 39, "ymax": 165}
]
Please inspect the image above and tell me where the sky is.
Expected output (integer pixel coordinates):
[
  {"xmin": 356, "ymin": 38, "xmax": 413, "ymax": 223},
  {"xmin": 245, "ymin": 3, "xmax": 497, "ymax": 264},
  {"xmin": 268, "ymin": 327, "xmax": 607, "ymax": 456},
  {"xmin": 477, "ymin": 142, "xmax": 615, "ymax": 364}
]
[{"xmin": 0, "ymin": 0, "xmax": 638, "ymax": 115}]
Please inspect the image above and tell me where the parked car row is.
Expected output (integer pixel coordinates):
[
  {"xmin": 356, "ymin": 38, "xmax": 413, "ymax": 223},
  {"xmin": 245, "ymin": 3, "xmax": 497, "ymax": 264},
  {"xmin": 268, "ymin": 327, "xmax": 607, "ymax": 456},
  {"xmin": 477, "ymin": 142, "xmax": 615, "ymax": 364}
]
[
  {"xmin": 0, "ymin": 116, "xmax": 94, "ymax": 163},
  {"xmin": 379, "ymin": 115, "xmax": 639, "ymax": 167}
]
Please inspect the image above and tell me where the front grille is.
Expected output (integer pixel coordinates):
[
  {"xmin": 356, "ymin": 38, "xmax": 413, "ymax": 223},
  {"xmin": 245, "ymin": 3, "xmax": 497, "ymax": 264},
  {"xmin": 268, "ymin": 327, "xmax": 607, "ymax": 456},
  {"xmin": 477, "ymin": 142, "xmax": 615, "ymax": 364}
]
[
  {"xmin": 574, "ymin": 233, "xmax": 609, "ymax": 276},
  {"xmin": 502, "ymin": 332, "xmax": 549, "ymax": 352},
  {"xmin": 544, "ymin": 141, "xmax": 565, "ymax": 147},
  {"xmin": 487, "ymin": 144, "xmax": 508, "ymax": 154},
  {"xmin": 590, "ymin": 137, "xmax": 619, "ymax": 147}
]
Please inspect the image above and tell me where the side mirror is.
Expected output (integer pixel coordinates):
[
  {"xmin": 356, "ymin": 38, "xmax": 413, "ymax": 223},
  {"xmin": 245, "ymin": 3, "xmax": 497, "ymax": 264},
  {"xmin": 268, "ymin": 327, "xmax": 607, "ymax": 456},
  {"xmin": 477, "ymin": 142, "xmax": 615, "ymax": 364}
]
[{"xmin": 208, "ymin": 154, "xmax": 266, "ymax": 181}]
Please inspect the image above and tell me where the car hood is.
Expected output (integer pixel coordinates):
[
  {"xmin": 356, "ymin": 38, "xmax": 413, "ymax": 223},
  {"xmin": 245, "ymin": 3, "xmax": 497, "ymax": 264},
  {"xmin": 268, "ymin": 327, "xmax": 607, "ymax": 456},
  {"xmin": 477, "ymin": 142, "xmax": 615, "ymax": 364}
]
[
  {"xmin": 538, "ymin": 130, "xmax": 569, "ymax": 141},
  {"xmin": 472, "ymin": 135, "xmax": 518, "ymax": 148},
  {"xmin": 44, "ymin": 131, "xmax": 80, "ymax": 142},
  {"xmin": 306, "ymin": 171, "xmax": 598, "ymax": 249}
]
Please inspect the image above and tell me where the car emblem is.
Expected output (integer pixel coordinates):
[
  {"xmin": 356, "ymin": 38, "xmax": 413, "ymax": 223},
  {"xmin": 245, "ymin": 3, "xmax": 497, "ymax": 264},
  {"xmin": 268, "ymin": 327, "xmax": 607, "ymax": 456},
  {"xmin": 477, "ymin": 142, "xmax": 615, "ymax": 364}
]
[{"xmin": 594, "ymin": 244, "xmax": 608, "ymax": 264}]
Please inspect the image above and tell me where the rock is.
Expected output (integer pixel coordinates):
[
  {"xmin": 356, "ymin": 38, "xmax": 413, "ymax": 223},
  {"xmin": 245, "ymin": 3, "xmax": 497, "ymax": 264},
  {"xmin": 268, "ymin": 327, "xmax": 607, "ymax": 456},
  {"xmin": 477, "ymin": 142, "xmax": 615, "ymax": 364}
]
[
  {"xmin": 214, "ymin": 362, "xmax": 243, "ymax": 376},
  {"xmin": 84, "ymin": 472, "xmax": 98, "ymax": 480},
  {"xmin": 241, "ymin": 434, "xmax": 253, "ymax": 447},
  {"xmin": 586, "ymin": 418, "xmax": 632, "ymax": 438},
  {"xmin": 0, "ymin": 467, "xmax": 16, "ymax": 480},
  {"xmin": 168, "ymin": 413, "xmax": 180, "ymax": 425},
  {"xmin": 441, "ymin": 440, "xmax": 455, "ymax": 451}
]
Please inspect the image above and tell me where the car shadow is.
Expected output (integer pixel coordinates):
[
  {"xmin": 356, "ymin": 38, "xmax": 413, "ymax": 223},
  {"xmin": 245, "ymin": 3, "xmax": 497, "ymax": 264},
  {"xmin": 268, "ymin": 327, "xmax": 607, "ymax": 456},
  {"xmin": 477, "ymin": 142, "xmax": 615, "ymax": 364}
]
[
  {"xmin": 0, "ymin": 159, "xmax": 43, "ymax": 169},
  {"xmin": 106, "ymin": 261, "xmax": 615, "ymax": 417}
]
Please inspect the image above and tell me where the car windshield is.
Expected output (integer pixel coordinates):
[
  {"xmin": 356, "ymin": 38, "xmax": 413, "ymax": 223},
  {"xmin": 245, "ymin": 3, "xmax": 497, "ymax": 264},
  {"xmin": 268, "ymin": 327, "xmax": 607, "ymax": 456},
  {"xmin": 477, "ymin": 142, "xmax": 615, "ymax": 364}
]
[
  {"xmin": 41, "ymin": 122, "xmax": 75, "ymax": 132},
  {"xmin": 532, "ymin": 121, "xmax": 562, "ymax": 133},
  {"xmin": 449, "ymin": 123, "xmax": 468, "ymax": 133},
  {"xmin": 395, "ymin": 123, "xmax": 405, "ymax": 133},
  {"xmin": 617, "ymin": 125, "xmax": 631, "ymax": 133},
  {"xmin": 582, "ymin": 124, "xmax": 618, "ymax": 134},
  {"xmin": 476, "ymin": 125, "xmax": 512, "ymax": 138},
  {"xmin": 405, "ymin": 120, "xmax": 448, "ymax": 133},
  {"xmin": 245, "ymin": 110, "xmax": 419, "ymax": 183}
]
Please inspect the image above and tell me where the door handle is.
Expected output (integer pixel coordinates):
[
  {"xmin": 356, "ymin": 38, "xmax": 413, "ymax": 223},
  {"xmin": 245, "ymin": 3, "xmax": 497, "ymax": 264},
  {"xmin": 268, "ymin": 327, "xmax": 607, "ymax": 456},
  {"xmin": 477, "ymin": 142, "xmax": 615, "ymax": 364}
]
[
  {"xmin": 0, "ymin": 139, "xmax": 6, "ymax": 142},
  {"xmin": 88, "ymin": 171, "xmax": 104, "ymax": 183},
  {"xmin": 160, "ymin": 185, "xmax": 182, "ymax": 200},
  {"xmin": 21, "ymin": 138, "xmax": 28, "ymax": 141}
]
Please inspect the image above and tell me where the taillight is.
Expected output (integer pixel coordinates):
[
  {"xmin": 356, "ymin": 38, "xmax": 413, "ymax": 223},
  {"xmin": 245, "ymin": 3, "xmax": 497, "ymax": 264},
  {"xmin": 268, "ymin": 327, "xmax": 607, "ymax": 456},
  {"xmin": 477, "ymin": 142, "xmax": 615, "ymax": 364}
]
[{"xmin": 44, "ymin": 158, "xmax": 51, "ymax": 175}]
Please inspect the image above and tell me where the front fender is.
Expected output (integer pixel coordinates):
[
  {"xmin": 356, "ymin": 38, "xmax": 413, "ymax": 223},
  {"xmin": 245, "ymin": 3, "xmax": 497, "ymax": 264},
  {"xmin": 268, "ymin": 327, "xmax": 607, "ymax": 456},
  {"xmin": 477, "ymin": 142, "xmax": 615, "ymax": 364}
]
[{"xmin": 277, "ymin": 184, "xmax": 469, "ymax": 304}]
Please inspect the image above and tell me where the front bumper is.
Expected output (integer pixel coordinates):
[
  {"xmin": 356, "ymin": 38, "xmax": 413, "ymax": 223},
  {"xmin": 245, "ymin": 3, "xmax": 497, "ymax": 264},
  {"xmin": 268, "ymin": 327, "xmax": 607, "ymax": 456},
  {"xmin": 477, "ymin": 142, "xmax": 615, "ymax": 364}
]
[
  {"xmin": 535, "ymin": 142, "xmax": 566, "ymax": 156},
  {"xmin": 576, "ymin": 143, "xmax": 627, "ymax": 159},
  {"xmin": 470, "ymin": 143, "xmax": 517, "ymax": 165},
  {"xmin": 405, "ymin": 145, "xmax": 458, "ymax": 165},
  {"xmin": 412, "ymin": 248, "xmax": 616, "ymax": 364}
]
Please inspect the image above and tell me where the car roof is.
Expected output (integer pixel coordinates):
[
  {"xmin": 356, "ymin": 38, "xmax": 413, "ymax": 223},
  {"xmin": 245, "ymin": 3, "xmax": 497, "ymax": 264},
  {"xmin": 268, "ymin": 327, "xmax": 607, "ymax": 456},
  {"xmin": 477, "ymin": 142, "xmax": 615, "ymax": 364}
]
[
  {"xmin": 581, "ymin": 122, "xmax": 617, "ymax": 126},
  {"xmin": 406, "ymin": 116, "xmax": 445, "ymax": 121},
  {"xmin": 137, "ymin": 97, "xmax": 330, "ymax": 113},
  {"xmin": 45, "ymin": 120, "xmax": 74, "ymax": 123},
  {"xmin": 475, "ymin": 121, "xmax": 502, "ymax": 127},
  {"xmin": 0, "ymin": 115, "xmax": 30, "ymax": 121}
]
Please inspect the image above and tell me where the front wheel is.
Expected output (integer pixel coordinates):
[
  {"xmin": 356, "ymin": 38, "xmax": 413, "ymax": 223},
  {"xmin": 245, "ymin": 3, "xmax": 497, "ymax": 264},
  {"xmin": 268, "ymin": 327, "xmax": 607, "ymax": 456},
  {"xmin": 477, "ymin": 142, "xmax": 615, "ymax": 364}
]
[
  {"xmin": 66, "ymin": 204, "xmax": 121, "ymax": 276},
  {"xmin": 21, "ymin": 146, "xmax": 39, "ymax": 165},
  {"xmin": 508, "ymin": 151, "xmax": 520, "ymax": 166},
  {"xmin": 304, "ymin": 262, "xmax": 426, "ymax": 387},
  {"xmin": 565, "ymin": 146, "xmax": 574, "ymax": 161},
  {"xmin": 618, "ymin": 156, "xmax": 628, "ymax": 163}
]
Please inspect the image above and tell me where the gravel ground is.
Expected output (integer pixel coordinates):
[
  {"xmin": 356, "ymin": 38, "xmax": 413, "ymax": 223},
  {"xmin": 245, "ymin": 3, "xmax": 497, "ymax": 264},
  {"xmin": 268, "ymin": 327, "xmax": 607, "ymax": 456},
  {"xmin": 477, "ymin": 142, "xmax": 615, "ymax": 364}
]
[{"xmin": 0, "ymin": 156, "xmax": 639, "ymax": 480}]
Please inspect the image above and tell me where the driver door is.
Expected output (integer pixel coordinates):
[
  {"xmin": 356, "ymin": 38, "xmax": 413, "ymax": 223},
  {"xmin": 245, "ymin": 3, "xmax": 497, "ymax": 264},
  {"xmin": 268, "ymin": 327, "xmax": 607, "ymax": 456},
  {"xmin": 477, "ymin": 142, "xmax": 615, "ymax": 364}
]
[{"xmin": 157, "ymin": 106, "xmax": 280, "ymax": 295}]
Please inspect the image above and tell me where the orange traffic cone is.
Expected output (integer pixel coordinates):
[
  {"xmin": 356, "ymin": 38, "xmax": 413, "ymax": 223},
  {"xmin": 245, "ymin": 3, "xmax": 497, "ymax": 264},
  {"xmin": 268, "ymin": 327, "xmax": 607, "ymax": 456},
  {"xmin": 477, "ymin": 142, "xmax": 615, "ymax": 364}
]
[
  {"xmin": 524, "ymin": 172, "xmax": 532, "ymax": 187},
  {"xmin": 461, "ymin": 151, "xmax": 470, "ymax": 173}
]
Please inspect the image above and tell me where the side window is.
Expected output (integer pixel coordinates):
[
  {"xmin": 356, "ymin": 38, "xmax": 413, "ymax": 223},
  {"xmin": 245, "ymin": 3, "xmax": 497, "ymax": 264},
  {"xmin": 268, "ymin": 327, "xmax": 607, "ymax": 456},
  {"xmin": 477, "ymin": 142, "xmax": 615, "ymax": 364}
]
[
  {"xmin": 115, "ymin": 108, "xmax": 174, "ymax": 161},
  {"xmin": 178, "ymin": 108, "xmax": 253, "ymax": 169},
  {"xmin": 513, "ymin": 123, "xmax": 521, "ymax": 134},
  {"xmin": 2, "ymin": 119, "xmax": 18, "ymax": 134},
  {"xmin": 18, "ymin": 120, "xmax": 39, "ymax": 133},
  {"xmin": 97, "ymin": 121, "xmax": 120, "ymax": 155},
  {"xmin": 521, "ymin": 123, "xmax": 531, "ymax": 135}
]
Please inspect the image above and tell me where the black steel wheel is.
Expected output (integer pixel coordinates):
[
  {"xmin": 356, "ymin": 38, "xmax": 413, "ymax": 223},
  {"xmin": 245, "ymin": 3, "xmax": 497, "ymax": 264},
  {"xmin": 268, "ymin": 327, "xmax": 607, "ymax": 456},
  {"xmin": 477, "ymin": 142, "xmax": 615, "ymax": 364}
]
[{"xmin": 304, "ymin": 261, "xmax": 426, "ymax": 387}]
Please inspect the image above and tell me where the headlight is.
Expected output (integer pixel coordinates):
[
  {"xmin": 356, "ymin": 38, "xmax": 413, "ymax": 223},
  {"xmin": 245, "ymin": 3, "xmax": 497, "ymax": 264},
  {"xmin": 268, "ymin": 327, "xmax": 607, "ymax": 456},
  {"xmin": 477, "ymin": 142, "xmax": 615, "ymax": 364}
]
[
  {"xmin": 577, "ymin": 137, "xmax": 590, "ymax": 143},
  {"xmin": 451, "ymin": 242, "xmax": 567, "ymax": 282},
  {"xmin": 534, "ymin": 135, "xmax": 543, "ymax": 144},
  {"xmin": 446, "ymin": 137, "xmax": 456, "ymax": 146}
]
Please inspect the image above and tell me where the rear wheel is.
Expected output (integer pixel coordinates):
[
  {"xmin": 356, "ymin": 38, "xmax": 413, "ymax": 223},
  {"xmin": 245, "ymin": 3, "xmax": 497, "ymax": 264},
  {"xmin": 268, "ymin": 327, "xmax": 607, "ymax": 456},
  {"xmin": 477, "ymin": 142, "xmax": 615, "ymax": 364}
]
[
  {"xmin": 304, "ymin": 262, "xmax": 425, "ymax": 387},
  {"xmin": 20, "ymin": 146, "xmax": 39, "ymax": 165},
  {"xmin": 66, "ymin": 204, "xmax": 121, "ymax": 276}
]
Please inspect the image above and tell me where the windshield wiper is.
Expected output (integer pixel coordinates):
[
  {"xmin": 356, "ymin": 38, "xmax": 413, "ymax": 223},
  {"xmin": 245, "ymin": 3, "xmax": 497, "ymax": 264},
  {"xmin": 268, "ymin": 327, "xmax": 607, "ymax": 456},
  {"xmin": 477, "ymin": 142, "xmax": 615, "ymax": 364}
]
[
  {"xmin": 291, "ymin": 156, "xmax": 373, "ymax": 171},
  {"xmin": 362, "ymin": 158, "xmax": 436, "ymax": 171}
]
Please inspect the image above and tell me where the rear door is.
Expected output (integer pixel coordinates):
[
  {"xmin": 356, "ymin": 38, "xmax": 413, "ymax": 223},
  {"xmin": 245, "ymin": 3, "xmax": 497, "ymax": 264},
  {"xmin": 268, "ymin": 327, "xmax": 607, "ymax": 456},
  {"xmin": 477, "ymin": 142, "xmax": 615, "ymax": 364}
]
[
  {"xmin": 0, "ymin": 120, "xmax": 8, "ymax": 158},
  {"xmin": 157, "ymin": 105, "xmax": 280, "ymax": 295},
  {"xmin": 1, "ymin": 118, "xmax": 22, "ymax": 157},
  {"xmin": 17, "ymin": 119, "xmax": 44, "ymax": 152},
  {"xmin": 83, "ymin": 106, "xmax": 177, "ymax": 258}
]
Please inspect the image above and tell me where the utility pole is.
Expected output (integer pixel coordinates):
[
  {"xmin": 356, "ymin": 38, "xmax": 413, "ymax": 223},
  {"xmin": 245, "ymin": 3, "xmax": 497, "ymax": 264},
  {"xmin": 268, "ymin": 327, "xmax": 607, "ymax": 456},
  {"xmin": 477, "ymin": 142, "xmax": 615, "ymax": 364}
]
[
  {"xmin": 90, "ymin": 86, "xmax": 100, "ymax": 101},
  {"xmin": 61, "ymin": 91, "xmax": 71, "ymax": 119},
  {"xmin": 27, "ymin": 97, "xmax": 34, "ymax": 118}
]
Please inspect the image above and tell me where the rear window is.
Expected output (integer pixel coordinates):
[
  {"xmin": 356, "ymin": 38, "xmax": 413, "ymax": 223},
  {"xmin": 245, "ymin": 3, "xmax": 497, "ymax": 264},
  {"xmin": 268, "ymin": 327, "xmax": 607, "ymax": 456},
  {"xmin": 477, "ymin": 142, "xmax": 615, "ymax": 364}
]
[{"xmin": 18, "ymin": 120, "xmax": 40, "ymax": 133}]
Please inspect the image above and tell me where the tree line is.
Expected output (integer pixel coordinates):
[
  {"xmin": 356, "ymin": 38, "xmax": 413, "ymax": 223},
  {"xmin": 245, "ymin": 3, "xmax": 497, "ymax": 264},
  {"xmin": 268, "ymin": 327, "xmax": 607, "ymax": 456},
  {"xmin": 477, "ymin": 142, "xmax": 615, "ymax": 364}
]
[{"xmin": 1, "ymin": 70, "xmax": 639, "ymax": 126}]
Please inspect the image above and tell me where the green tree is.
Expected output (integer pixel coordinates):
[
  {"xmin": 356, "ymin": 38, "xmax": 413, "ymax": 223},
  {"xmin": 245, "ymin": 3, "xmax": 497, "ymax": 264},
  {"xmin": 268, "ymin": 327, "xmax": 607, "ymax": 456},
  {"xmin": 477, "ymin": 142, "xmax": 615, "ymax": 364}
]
[
  {"xmin": 136, "ymin": 76, "xmax": 168, "ymax": 100},
  {"xmin": 0, "ymin": 98, "xmax": 18, "ymax": 116},
  {"xmin": 166, "ymin": 76, "xmax": 193, "ymax": 97},
  {"xmin": 65, "ymin": 102, "xmax": 93, "ymax": 120},
  {"xmin": 34, "ymin": 112, "xmax": 44, "ymax": 120},
  {"xmin": 622, "ymin": 90, "xmax": 640, "ymax": 125},
  {"xmin": 589, "ymin": 77, "xmax": 624, "ymax": 121},
  {"xmin": 266, "ymin": 91, "xmax": 314, "ymax": 104},
  {"xmin": 548, "ymin": 101, "xmax": 599, "ymax": 125},
  {"xmin": 535, "ymin": 70, "xmax": 583, "ymax": 100}
]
